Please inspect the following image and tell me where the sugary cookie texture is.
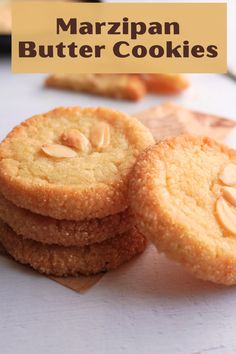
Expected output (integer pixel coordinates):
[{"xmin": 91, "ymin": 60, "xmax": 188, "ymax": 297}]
[
  {"xmin": 0, "ymin": 193, "xmax": 133, "ymax": 247},
  {"xmin": 129, "ymin": 135, "xmax": 236, "ymax": 285},
  {"xmin": 0, "ymin": 107, "xmax": 154, "ymax": 220},
  {"xmin": 0, "ymin": 221, "xmax": 147, "ymax": 276}
]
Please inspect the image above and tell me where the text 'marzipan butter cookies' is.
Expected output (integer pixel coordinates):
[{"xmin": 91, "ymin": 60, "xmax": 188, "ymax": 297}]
[
  {"xmin": 0, "ymin": 106, "xmax": 154, "ymax": 220},
  {"xmin": 129, "ymin": 135, "xmax": 236, "ymax": 285}
]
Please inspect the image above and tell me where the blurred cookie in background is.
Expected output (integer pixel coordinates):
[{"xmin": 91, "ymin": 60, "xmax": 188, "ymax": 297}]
[
  {"xmin": 46, "ymin": 73, "xmax": 189, "ymax": 101},
  {"xmin": 46, "ymin": 74, "xmax": 147, "ymax": 101},
  {"xmin": 140, "ymin": 74, "xmax": 189, "ymax": 94}
]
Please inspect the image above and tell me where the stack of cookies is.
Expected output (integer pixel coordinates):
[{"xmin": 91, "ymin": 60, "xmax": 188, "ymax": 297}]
[{"xmin": 0, "ymin": 107, "xmax": 154, "ymax": 276}]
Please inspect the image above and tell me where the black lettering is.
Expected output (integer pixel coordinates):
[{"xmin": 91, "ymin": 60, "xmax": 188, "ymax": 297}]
[
  {"xmin": 94, "ymin": 45, "xmax": 105, "ymax": 57},
  {"xmin": 39, "ymin": 45, "xmax": 53, "ymax": 58},
  {"xmin": 191, "ymin": 45, "xmax": 205, "ymax": 58},
  {"xmin": 56, "ymin": 18, "xmax": 77, "ymax": 34},
  {"xmin": 79, "ymin": 45, "xmax": 93, "ymax": 58},
  {"xmin": 95, "ymin": 22, "xmax": 106, "ymax": 34},
  {"xmin": 207, "ymin": 45, "xmax": 218, "ymax": 58},
  {"xmin": 148, "ymin": 22, "xmax": 162, "ymax": 35},
  {"xmin": 113, "ymin": 41, "xmax": 129, "ymax": 58},
  {"xmin": 108, "ymin": 22, "xmax": 120, "ymax": 35},
  {"xmin": 19, "ymin": 41, "xmax": 37, "ymax": 57},
  {"xmin": 68, "ymin": 42, "xmax": 78, "ymax": 57},
  {"xmin": 55, "ymin": 42, "xmax": 66, "ymax": 58},
  {"xmin": 132, "ymin": 45, "xmax": 147, "ymax": 58},
  {"xmin": 183, "ymin": 40, "xmax": 189, "ymax": 57},
  {"xmin": 165, "ymin": 22, "xmax": 180, "ymax": 35},
  {"xmin": 149, "ymin": 45, "xmax": 164, "ymax": 58},
  {"xmin": 131, "ymin": 22, "xmax": 146, "ymax": 40},
  {"xmin": 79, "ymin": 22, "xmax": 93, "ymax": 35},
  {"xmin": 166, "ymin": 41, "xmax": 182, "ymax": 57},
  {"xmin": 122, "ymin": 17, "xmax": 129, "ymax": 34}
]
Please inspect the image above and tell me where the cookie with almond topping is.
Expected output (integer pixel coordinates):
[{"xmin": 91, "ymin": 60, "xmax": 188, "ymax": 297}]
[
  {"xmin": 0, "ymin": 106, "xmax": 154, "ymax": 220},
  {"xmin": 129, "ymin": 135, "xmax": 236, "ymax": 285},
  {"xmin": 0, "ymin": 221, "xmax": 146, "ymax": 276}
]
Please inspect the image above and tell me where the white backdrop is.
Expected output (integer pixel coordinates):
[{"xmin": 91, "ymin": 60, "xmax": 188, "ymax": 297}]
[{"xmin": 0, "ymin": 2, "xmax": 236, "ymax": 354}]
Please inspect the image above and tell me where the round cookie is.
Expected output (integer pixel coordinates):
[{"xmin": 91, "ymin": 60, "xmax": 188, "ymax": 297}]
[
  {"xmin": 0, "ymin": 193, "xmax": 133, "ymax": 247},
  {"xmin": 0, "ymin": 221, "xmax": 146, "ymax": 276},
  {"xmin": 0, "ymin": 107, "xmax": 154, "ymax": 220},
  {"xmin": 129, "ymin": 135, "xmax": 236, "ymax": 285}
]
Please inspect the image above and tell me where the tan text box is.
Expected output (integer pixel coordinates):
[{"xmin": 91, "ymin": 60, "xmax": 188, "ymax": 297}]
[{"xmin": 12, "ymin": 2, "xmax": 227, "ymax": 73}]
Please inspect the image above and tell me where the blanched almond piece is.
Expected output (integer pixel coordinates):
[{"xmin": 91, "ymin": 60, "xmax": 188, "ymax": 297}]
[
  {"xmin": 222, "ymin": 186, "xmax": 236, "ymax": 207},
  {"xmin": 102, "ymin": 124, "xmax": 110, "ymax": 148},
  {"xmin": 41, "ymin": 144, "xmax": 77, "ymax": 158},
  {"xmin": 211, "ymin": 183, "xmax": 222, "ymax": 197},
  {"xmin": 219, "ymin": 163, "xmax": 236, "ymax": 186},
  {"xmin": 90, "ymin": 123, "xmax": 110, "ymax": 150},
  {"xmin": 60, "ymin": 129, "xmax": 90, "ymax": 152},
  {"xmin": 216, "ymin": 196, "xmax": 236, "ymax": 235}
]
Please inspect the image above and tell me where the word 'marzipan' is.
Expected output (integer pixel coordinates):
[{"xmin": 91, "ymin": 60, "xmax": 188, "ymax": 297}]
[{"xmin": 56, "ymin": 17, "xmax": 180, "ymax": 40}]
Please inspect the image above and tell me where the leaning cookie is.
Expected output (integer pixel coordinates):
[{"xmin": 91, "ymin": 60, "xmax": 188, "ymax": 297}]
[
  {"xmin": 0, "ymin": 106, "xmax": 154, "ymax": 220},
  {"xmin": 0, "ymin": 193, "xmax": 132, "ymax": 247},
  {"xmin": 0, "ymin": 221, "xmax": 146, "ymax": 276},
  {"xmin": 129, "ymin": 135, "xmax": 236, "ymax": 285},
  {"xmin": 46, "ymin": 74, "xmax": 146, "ymax": 101}
]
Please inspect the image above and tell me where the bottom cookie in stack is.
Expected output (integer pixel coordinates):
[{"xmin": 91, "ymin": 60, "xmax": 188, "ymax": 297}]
[
  {"xmin": 0, "ymin": 106, "xmax": 153, "ymax": 276},
  {"xmin": 0, "ymin": 194, "xmax": 146, "ymax": 276},
  {"xmin": 0, "ymin": 220, "xmax": 146, "ymax": 276}
]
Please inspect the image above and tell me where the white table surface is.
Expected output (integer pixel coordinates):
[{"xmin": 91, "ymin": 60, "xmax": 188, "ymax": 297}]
[{"xmin": 1, "ymin": 2, "xmax": 236, "ymax": 353}]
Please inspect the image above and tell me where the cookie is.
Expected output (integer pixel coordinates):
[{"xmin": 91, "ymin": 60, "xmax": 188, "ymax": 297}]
[
  {"xmin": 46, "ymin": 74, "xmax": 146, "ymax": 101},
  {"xmin": 0, "ymin": 106, "xmax": 154, "ymax": 220},
  {"xmin": 140, "ymin": 74, "xmax": 189, "ymax": 94},
  {"xmin": 0, "ymin": 221, "xmax": 146, "ymax": 276},
  {"xmin": 0, "ymin": 193, "xmax": 132, "ymax": 246},
  {"xmin": 129, "ymin": 135, "xmax": 236, "ymax": 285}
]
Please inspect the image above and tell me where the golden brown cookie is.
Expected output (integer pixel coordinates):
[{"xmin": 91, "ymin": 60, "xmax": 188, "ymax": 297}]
[
  {"xmin": 0, "ymin": 221, "xmax": 146, "ymax": 276},
  {"xmin": 0, "ymin": 193, "xmax": 133, "ymax": 246},
  {"xmin": 129, "ymin": 135, "xmax": 236, "ymax": 285},
  {"xmin": 140, "ymin": 74, "xmax": 189, "ymax": 94},
  {"xmin": 46, "ymin": 74, "xmax": 146, "ymax": 101},
  {"xmin": 0, "ymin": 106, "xmax": 154, "ymax": 220}
]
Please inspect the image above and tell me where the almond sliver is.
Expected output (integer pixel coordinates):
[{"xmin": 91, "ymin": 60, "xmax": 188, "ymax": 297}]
[
  {"xmin": 41, "ymin": 144, "xmax": 77, "ymax": 158},
  {"xmin": 90, "ymin": 123, "xmax": 110, "ymax": 150},
  {"xmin": 222, "ymin": 186, "xmax": 236, "ymax": 207},
  {"xmin": 219, "ymin": 163, "xmax": 236, "ymax": 186},
  {"xmin": 216, "ymin": 196, "xmax": 236, "ymax": 235},
  {"xmin": 61, "ymin": 129, "xmax": 90, "ymax": 152}
]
